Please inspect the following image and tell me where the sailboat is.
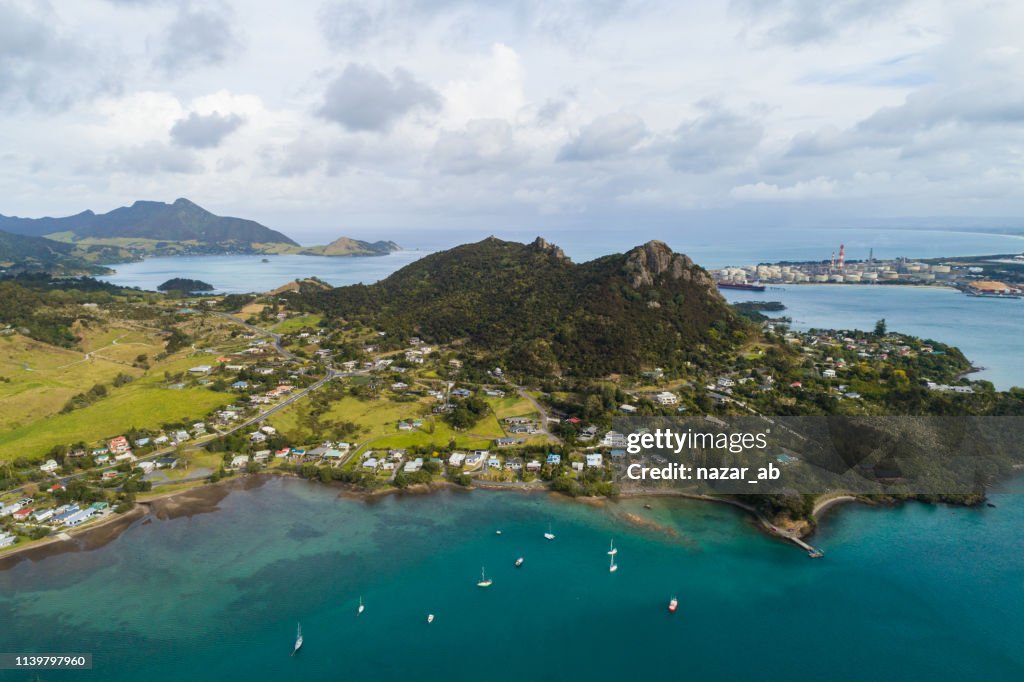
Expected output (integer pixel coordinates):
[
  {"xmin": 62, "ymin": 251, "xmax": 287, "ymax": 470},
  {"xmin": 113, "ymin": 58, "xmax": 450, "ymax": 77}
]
[
  {"xmin": 292, "ymin": 623, "xmax": 303, "ymax": 655},
  {"xmin": 607, "ymin": 540, "xmax": 617, "ymax": 556},
  {"xmin": 477, "ymin": 567, "xmax": 493, "ymax": 587},
  {"xmin": 609, "ymin": 554, "xmax": 618, "ymax": 573},
  {"xmin": 357, "ymin": 596, "xmax": 364, "ymax": 616},
  {"xmin": 427, "ymin": 613, "xmax": 435, "ymax": 624},
  {"xmin": 515, "ymin": 556, "xmax": 524, "ymax": 567},
  {"xmin": 544, "ymin": 523, "xmax": 556, "ymax": 540}
]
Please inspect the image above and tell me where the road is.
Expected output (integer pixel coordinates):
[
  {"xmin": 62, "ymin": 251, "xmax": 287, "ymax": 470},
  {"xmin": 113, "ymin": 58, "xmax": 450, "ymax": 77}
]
[{"xmin": 214, "ymin": 312, "xmax": 296, "ymax": 361}]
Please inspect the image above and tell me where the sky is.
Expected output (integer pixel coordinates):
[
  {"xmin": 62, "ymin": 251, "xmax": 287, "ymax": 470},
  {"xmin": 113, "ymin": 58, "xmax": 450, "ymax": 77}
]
[{"xmin": 1, "ymin": 0, "xmax": 1024, "ymax": 241}]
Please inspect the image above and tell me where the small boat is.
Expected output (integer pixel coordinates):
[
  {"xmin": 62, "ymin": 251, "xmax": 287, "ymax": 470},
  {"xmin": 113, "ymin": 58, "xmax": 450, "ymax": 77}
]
[
  {"xmin": 607, "ymin": 540, "xmax": 617, "ymax": 556},
  {"xmin": 515, "ymin": 557, "xmax": 524, "ymax": 567},
  {"xmin": 987, "ymin": 503, "xmax": 997, "ymax": 508},
  {"xmin": 495, "ymin": 529, "xmax": 502, "ymax": 535},
  {"xmin": 609, "ymin": 554, "xmax": 618, "ymax": 573},
  {"xmin": 357, "ymin": 596, "xmax": 364, "ymax": 616},
  {"xmin": 292, "ymin": 622, "xmax": 303, "ymax": 655},
  {"xmin": 668, "ymin": 597, "xmax": 678, "ymax": 613},
  {"xmin": 427, "ymin": 614, "xmax": 435, "ymax": 624},
  {"xmin": 643, "ymin": 504, "xmax": 652, "ymax": 510},
  {"xmin": 544, "ymin": 523, "xmax": 555, "ymax": 540},
  {"xmin": 477, "ymin": 566, "xmax": 493, "ymax": 587}
]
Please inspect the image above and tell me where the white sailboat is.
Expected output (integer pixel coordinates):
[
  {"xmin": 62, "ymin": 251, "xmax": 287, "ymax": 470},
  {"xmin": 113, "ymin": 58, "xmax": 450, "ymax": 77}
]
[
  {"xmin": 607, "ymin": 540, "xmax": 617, "ymax": 556},
  {"xmin": 544, "ymin": 523, "xmax": 556, "ymax": 540},
  {"xmin": 427, "ymin": 613, "xmax": 435, "ymax": 624},
  {"xmin": 477, "ymin": 566, "xmax": 493, "ymax": 587},
  {"xmin": 609, "ymin": 554, "xmax": 618, "ymax": 573},
  {"xmin": 357, "ymin": 596, "xmax": 364, "ymax": 616},
  {"xmin": 292, "ymin": 622, "xmax": 303, "ymax": 655}
]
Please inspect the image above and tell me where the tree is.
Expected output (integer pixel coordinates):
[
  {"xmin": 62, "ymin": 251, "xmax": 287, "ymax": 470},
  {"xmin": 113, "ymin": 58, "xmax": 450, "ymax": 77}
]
[{"xmin": 874, "ymin": 318, "xmax": 887, "ymax": 336}]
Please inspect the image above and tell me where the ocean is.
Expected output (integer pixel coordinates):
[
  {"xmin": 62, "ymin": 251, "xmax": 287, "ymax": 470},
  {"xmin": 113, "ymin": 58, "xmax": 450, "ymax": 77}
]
[{"xmin": 1, "ymin": 477, "xmax": 1022, "ymax": 681}]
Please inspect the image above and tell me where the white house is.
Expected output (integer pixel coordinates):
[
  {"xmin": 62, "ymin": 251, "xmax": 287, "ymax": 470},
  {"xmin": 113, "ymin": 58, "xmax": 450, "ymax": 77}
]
[
  {"xmin": 655, "ymin": 391, "xmax": 678, "ymax": 406},
  {"xmin": 40, "ymin": 459, "xmax": 59, "ymax": 473},
  {"xmin": 586, "ymin": 453, "xmax": 604, "ymax": 468}
]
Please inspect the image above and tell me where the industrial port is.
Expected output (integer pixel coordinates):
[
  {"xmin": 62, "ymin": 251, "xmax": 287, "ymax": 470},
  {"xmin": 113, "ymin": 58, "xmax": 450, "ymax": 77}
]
[{"xmin": 712, "ymin": 244, "xmax": 1024, "ymax": 299}]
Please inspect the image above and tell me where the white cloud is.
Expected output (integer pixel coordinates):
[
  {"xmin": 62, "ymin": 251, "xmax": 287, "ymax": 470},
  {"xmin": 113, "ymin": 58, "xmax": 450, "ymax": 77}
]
[{"xmin": 730, "ymin": 176, "xmax": 837, "ymax": 201}]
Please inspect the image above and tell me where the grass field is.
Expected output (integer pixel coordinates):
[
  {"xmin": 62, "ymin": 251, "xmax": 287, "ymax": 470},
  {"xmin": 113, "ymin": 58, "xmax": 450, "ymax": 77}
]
[
  {"xmin": 0, "ymin": 336, "xmax": 233, "ymax": 460},
  {"xmin": 272, "ymin": 314, "xmax": 322, "ymax": 333},
  {"xmin": 269, "ymin": 392, "xmax": 507, "ymax": 455}
]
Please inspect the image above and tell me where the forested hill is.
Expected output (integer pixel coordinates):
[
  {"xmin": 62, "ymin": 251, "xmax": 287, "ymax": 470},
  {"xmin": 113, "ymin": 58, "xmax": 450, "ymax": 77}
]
[
  {"xmin": 294, "ymin": 237, "xmax": 743, "ymax": 376},
  {"xmin": 0, "ymin": 198, "xmax": 297, "ymax": 246}
]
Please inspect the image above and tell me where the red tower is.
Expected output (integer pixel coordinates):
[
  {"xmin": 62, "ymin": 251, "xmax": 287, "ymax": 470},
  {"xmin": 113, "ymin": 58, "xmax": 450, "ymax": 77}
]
[{"xmin": 838, "ymin": 244, "xmax": 845, "ymax": 269}]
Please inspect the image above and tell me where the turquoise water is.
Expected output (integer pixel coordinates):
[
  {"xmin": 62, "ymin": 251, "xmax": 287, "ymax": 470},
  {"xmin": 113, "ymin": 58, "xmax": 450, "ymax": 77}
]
[
  {"xmin": 719, "ymin": 284, "xmax": 1024, "ymax": 390},
  {"xmin": 2, "ymin": 477, "xmax": 1022, "ymax": 681}
]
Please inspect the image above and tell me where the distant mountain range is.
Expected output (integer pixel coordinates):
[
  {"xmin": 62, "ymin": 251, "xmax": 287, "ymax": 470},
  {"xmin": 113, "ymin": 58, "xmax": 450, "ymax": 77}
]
[
  {"xmin": 294, "ymin": 237, "xmax": 741, "ymax": 377},
  {"xmin": 0, "ymin": 198, "xmax": 400, "ymax": 272},
  {"xmin": 0, "ymin": 198, "xmax": 297, "ymax": 246}
]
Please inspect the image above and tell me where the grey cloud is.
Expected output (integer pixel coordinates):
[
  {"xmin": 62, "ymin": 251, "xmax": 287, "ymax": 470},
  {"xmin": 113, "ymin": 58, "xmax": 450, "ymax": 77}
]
[
  {"xmin": 557, "ymin": 112, "xmax": 647, "ymax": 162},
  {"xmin": 667, "ymin": 104, "xmax": 763, "ymax": 172},
  {"xmin": 732, "ymin": 0, "xmax": 908, "ymax": 46},
  {"xmin": 109, "ymin": 142, "xmax": 201, "ymax": 174},
  {"xmin": 318, "ymin": 1, "xmax": 380, "ymax": 49},
  {"xmin": 170, "ymin": 111, "xmax": 245, "ymax": 148},
  {"xmin": 0, "ymin": 1, "xmax": 119, "ymax": 110},
  {"xmin": 317, "ymin": 63, "xmax": 442, "ymax": 132},
  {"xmin": 432, "ymin": 119, "xmax": 524, "ymax": 175},
  {"xmin": 536, "ymin": 98, "xmax": 568, "ymax": 124},
  {"xmin": 155, "ymin": 4, "xmax": 240, "ymax": 74}
]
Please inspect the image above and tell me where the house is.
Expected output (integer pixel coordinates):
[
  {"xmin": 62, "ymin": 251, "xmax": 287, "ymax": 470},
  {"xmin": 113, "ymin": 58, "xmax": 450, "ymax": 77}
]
[
  {"xmin": 619, "ymin": 404, "xmax": 638, "ymax": 414},
  {"xmin": 546, "ymin": 453, "xmax": 562, "ymax": 466},
  {"xmin": 609, "ymin": 449, "xmax": 627, "ymax": 459},
  {"xmin": 32, "ymin": 508, "xmax": 54, "ymax": 522},
  {"xmin": 526, "ymin": 460, "xmax": 542, "ymax": 472},
  {"xmin": 484, "ymin": 389, "xmax": 505, "ymax": 397},
  {"xmin": 448, "ymin": 452, "xmax": 466, "ymax": 466},
  {"xmin": 363, "ymin": 458, "xmax": 379, "ymax": 470},
  {"xmin": 655, "ymin": 391, "xmax": 678, "ymax": 406},
  {"xmin": 102, "ymin": 471, "xmax": 119, "ymax": 480},
  {"xmin": 189, "ymin": 365, "xmax": 213, "ymax": 374},
  {"xmin": 232, "ymin": 380, "xmax": 249, "ymax": 390},
  {"xmin": 114, "ymin": 451, "xmax": 136, "ymax": 463},
  {"xmin": 572, "ymin": 461, "xmax": 584, "ymax": 471},
  {"xmin": 586, "ymin": 453, "xmax": 604, "ymax": 468},
  {"xmin": 40, "ymin": 459, "xmax": 59, "ymax": 473},
  {"xmin": 495, "ymin": 437, "xmax": 517, "ymax": 447},
  {"xmin": 253, "ymin": 450, "xmax": 272, "ymax": 463},
  {"xmin": 108, "ymin": 436, "xmax": 131, "ymax": 454},
  {"xmin": 250, "ymin": 432, "xmax": 267, "ymax": 443},
  {"xmin": 487, "ymin": 455, "xmax": 502, "ymax": 469},
  {"xmin": 404, "ymin": 458, "xmax": 424, "ymax": 472},
  {"xmin": 601, "ymin": 431, "xmax": 627, "ymax": 448},
  {"xmin": 174, "ymin": 430, "xmax": 190, "ymax": 442},
  {"xmin": 230, "ymin": 455, "xmax": 250, "ymax": 469},
  {"xmin": 391, "ymin": 382, "xmax": 409, "ymax": 391},
  {"xmin": 134, "ymin": 437, "xmax": 151, "ymax": 447},
  {"xmin": 49, "ymin": 483, "xmax": 66, "ymax": 493},
  {"xmin": 13, "ymin": 507, "xmax": 32, "ymax": 520},
  {"xmin": 448, "ymin": 359, "xmax": 463, "ymax": 368},
  {"xmin": 137, "ymin": 461, "xmax": 156, "ymax": 475},
  {"xmin": 464, "ymin": 453, "xmax": 485, "ymax": 470},
  {"xmin": 822, "ymin": 368, "xmax": 837, "ymax": 379},
  {"xmin": 94, "ymin": 454, "xmax": 111, "ymax": 465},
  {"xmin": 155, "ymin": 456, "xmax": 180, "ymax": 469},
  {"xmin": 261, "ymin": 425, "xmax": 276, "ymax": 435}
]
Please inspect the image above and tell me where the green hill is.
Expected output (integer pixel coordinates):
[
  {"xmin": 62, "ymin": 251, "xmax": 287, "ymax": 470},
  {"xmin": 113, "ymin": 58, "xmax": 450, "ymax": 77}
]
[
  {"xmin": 0, "ymin": 198, "xmax": 297, "ymax": 247},
  {"xmin": 0, "ymin": 229, "xmax": 116, "ymax": 274},
  {"xmin": 296, "ymin": 237, "xmax": 743, "ymax": 376},
  {"xmin": 298, "ymin": 236, "xmax": 401, "ymax": 257}
]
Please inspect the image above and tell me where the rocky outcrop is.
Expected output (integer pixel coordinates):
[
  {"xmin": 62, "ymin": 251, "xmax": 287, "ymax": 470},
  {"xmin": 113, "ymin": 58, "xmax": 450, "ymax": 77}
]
[{"xmin": 623, "ymin": 240, "xmax": 715, "ymax": 291}]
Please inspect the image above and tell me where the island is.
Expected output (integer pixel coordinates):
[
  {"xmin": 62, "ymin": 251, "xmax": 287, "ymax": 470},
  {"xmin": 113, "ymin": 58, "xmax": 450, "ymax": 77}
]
[{"xmin": 157, "ymin": 278, "xmax": 215, "ymax": 294}]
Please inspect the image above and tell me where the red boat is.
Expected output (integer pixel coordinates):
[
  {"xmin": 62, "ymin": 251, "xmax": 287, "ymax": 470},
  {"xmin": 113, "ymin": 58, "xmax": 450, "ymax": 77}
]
[{"xmin": 668, "ymin": 597, "xmax": 678, "ymax": 613}]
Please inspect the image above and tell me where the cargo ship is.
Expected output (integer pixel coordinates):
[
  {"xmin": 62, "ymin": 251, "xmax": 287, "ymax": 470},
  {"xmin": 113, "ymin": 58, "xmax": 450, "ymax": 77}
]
[{"xmin": 716, "ymin": 281, "xmax": 766, "ymax": 292}]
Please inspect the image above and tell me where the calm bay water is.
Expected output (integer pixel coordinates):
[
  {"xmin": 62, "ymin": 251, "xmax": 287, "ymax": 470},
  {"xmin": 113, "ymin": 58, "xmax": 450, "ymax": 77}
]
[
  {"xmin": 719, "ymin": 285, "xmax": 1024, "ymax": 390},
  {"xmin": 1, "ymin": 477, "xmax": 1022, "ymax": 681}
]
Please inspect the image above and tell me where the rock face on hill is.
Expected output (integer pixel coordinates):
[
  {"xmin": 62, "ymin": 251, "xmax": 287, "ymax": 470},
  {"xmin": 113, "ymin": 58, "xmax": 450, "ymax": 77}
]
[
  {"xmin": 0, "ymin": 198, "xmax": 297, "ymax": 246},
  {"xmin": 293, "ymin": 237, "xmax": 740, "ymax": 377}
]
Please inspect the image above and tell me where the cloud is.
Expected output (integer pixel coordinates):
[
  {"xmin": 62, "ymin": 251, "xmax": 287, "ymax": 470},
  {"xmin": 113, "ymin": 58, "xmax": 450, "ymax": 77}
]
[
  {"xmin": 432, "ymin": 119, "xmax": 525, "ymax": 175},
  {"xmin": 557, "ymin": 112, "xmax": 647, "ymax": 162},
  {"xmin": 170, "ymin": 111, "xmax": 245, "ymax": 148},
  {"xmin": 667, "ymin": 103, "xmax": 763, "ymax": 172},
  {"xmin": 0, "ymin": 0, "xmax": 118, "ymax": 110},
  {"xmin": 318, "ymin": 1, "xmax": 380, "ymax": 49},
  {"xmin": 317, "ymin": 63, "xmax": 442, "ymax": 132},
  {"xmin": 108, "ymin": 141, "xmax": 201, "ymax": 174},
  {"xmin": 155, "ymin": 3, "xmax": 241, "ymax": 74},
  {"xmin": 731, "ymin": 0, "xmax": 909, "ymax": 46},
  {"xmin": 730, "ymin": 176, "xmax": 837, "ymax": 201}
]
